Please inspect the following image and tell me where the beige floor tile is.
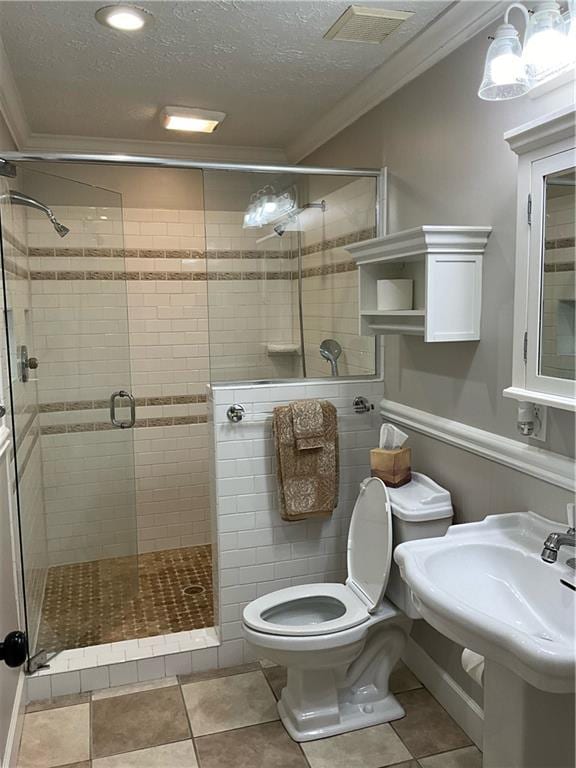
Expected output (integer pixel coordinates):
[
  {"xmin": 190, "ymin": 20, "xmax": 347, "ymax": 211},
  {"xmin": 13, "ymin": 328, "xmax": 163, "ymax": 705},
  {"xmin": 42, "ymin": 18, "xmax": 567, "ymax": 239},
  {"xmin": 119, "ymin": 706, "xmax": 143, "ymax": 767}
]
[
  {"xmin": 391, "ymin": 690, "xmax": 471, "ymax": 758},
  {"xmin": 419, "ymin": 746, "xmax": 483, "ymax": 768},
  {"xmin": 195, "ymin": 721, "xmax": 307, "ymax": 768},
  {"xmin": 92, "ymin": 686, "xmax": 190, "ymax": 758},
  {"xmin": 26, "ymin": 692, "xmax": 91, "ymax": 714},
  {"xmin": 389, "ymin": 662, "xmax": 422, "ymax": 694},
  {"xmin": 301, "ymin": 724, "xmax": 413, "ymax": 768},
  {"xmin": 18, "ymin": 704, "xmax": 90, "ymax": 768},
  {"xmin": 182, "ymin": 670, "xmax": 278, "ymax": 736},
  {"xmin": 93, "ymin": 739, "xmax": 198, "ymax": 767},
  {"xmin": 178, "ymin": 662, "xmax": 260, "ymax": 686},
  {"xmin": 263, "ymin": 665, "xmax": 287, "ymax": 700},
  {"xmin": 92, "ymin": 676, "xmax": 179, "ymax": 700}
]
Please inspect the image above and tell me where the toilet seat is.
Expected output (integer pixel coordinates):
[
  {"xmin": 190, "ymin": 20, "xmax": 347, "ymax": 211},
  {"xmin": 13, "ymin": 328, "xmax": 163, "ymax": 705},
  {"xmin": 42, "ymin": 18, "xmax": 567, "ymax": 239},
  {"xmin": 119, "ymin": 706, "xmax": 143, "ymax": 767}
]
[
  {"xmin": 243, "ymin": 583, "xmax": 371, "ymax": 637},
  {"xmin": 243, "ymin": 477, "xmax": 393, "ymax": 638}
]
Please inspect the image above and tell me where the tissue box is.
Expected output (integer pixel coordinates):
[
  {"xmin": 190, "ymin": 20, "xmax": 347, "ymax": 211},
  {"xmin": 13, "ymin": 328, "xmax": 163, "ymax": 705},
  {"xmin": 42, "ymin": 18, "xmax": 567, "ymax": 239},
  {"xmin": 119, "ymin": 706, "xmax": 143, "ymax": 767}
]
[{"xmin": 370, "ymin": 447, "xmax": 411, "ymax": 488}]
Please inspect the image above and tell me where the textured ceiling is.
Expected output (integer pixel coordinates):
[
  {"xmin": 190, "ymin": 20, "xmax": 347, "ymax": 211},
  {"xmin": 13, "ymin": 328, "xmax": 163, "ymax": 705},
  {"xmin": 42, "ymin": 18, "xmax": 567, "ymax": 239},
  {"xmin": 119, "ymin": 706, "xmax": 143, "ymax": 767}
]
[{"xmin": 0, "ymin": 0, "xmax": 452, "ymax": 148}]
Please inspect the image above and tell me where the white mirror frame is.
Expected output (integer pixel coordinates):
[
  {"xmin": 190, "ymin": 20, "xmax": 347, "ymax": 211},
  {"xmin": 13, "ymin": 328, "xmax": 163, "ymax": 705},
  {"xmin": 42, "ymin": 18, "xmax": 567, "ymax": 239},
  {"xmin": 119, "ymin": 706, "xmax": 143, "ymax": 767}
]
[{"xmin": 504, "ymin": 105, "xmax": 576, "ymax": 412}]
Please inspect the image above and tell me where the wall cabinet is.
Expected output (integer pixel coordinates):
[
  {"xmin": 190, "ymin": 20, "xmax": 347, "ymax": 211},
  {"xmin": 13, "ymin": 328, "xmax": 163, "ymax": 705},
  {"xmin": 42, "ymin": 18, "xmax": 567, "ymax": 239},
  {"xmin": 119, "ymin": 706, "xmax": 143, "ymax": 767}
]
[
  {"xmin": 504, "ymin": 105, "xmax": 576, "ymax": 412},
  {"xmin": 346, "ymin": 226, "xmax": 491, "ymax": 342}
]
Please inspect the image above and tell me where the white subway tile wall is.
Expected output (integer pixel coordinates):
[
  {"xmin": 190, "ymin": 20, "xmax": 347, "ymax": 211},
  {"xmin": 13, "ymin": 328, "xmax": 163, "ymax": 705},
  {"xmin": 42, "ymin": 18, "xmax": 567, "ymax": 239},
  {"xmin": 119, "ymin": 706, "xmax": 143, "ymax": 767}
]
[{"xmin": 210, "ymin": 380, "xmax": 383, "ymax": 663}]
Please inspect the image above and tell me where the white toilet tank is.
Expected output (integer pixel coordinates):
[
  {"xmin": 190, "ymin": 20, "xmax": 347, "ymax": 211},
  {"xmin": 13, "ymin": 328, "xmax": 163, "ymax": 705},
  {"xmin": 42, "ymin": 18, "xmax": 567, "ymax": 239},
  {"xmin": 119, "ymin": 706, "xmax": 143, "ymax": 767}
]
[{"xmin": 385, "ymin": 472, "xmax": 453, "ymax": 618}]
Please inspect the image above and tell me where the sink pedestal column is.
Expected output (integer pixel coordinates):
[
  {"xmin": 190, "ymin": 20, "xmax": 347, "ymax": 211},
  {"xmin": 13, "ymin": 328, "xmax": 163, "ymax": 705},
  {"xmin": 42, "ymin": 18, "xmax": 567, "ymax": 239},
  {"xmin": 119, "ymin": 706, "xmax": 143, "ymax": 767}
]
[{"xmin": 483, "ymin": 661, "xmax": 575, "ymax": 768}]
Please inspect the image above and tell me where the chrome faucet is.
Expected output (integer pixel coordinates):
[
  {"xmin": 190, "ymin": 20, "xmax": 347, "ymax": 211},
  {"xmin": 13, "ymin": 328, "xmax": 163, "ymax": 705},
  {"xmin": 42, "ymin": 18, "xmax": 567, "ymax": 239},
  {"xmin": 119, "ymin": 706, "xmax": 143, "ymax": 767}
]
[{"xmin": 541, "ymin": 527, "xmax": 576, "ymax": 563}]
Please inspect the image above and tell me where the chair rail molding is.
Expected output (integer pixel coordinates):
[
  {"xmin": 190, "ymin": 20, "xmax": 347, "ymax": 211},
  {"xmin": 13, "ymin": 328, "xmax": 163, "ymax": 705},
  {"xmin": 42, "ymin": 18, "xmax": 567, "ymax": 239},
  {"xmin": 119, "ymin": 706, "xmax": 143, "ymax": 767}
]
[{"xmin": 379, "ymin": 400, "xmax": 575, "ymax": 492}]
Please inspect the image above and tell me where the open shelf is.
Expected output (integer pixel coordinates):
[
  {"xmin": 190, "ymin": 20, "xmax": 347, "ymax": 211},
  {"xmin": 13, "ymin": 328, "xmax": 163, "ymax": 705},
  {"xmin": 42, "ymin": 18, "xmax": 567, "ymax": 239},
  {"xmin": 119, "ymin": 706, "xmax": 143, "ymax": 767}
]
[
  {"xmin": 360, "ymin": 309, "xmax": 426, "ymax": 317},
  {"xmin": 347, "ymin": 226, "xmax": 491, "ymax": 342}
]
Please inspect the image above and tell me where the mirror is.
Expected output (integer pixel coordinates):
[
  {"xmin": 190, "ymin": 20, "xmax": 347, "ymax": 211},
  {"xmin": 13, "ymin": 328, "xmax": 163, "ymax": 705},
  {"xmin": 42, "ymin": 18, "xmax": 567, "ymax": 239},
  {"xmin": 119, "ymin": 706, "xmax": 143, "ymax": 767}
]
[{"xmin": 539, "ymin": 168, "xmax": 575, "ymax": 381}]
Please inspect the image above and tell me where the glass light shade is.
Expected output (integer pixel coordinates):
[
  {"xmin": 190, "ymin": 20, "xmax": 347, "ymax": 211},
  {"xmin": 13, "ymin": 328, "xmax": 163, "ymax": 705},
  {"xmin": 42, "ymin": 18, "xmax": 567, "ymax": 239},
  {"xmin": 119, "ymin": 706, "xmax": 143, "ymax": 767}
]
[
  {"xmin": 568, "ymin": 1, "xmax": 576, "ymax": 62},
  {"xmin": 478, "ymin": 23, "xmax": 530, "ymax": 100},
  {"xmin": 523, "ymin": 1, "xmax": 571, "ymax": 80}
]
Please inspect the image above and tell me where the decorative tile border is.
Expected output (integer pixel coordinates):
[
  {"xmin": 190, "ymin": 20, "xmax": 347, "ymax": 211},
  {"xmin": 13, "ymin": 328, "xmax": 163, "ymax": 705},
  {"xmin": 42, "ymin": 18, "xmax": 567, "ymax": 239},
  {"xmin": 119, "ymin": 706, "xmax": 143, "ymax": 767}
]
[
  {"xmin": 545, "ymin": 237, "xmax": 575, "ymax": 251},
  {"xmin": 29, "ymin": 269, "xmax": 295, "ymax": 281},
  {"xmin": 39, "ymin": 393, "xmax": 207, "ymax": 414},
  {"xmin": 29, "ymin": 247, "xmax": 206, "ymax": 260},
  {"xmin": 544, "ymin": 261, "xmax": 575, "ymax": 273},
  {"xmin": 41, "ymin": 414, "xmax": 207, "ymax": 435},
  {"xmin": 301, "ymin": 226, "xmax": 376, "ymax": 256},
  {"xmin": 300, "ymin": 261, "xmax": 357, "ymax": 279},
  {"xmin": 2, "ymin": 256, "xmax": 29, "ymax": 280}
]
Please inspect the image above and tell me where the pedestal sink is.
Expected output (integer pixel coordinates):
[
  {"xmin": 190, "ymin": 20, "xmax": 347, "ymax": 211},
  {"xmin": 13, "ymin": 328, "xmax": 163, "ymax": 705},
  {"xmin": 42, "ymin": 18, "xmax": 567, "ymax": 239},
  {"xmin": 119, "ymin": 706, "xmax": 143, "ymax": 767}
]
[{"xmin": 394, "ymin": 511, "xmax": 575, "ymax": 768}]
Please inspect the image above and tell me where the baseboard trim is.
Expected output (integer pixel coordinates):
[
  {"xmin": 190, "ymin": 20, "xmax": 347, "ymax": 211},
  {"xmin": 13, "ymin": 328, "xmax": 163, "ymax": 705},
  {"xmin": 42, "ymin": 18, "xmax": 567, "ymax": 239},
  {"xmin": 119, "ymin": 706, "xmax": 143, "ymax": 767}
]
[
  {"xmin": 380, "ymin": 399, "xmax": 575, "ymax": 492},
  {"xmin": 402, "ymin": 637, "xmax": 484, "ymax": 750},
  {"xmin": 3, "ymin": 671, "xmax": 25, "ymax": 768}
]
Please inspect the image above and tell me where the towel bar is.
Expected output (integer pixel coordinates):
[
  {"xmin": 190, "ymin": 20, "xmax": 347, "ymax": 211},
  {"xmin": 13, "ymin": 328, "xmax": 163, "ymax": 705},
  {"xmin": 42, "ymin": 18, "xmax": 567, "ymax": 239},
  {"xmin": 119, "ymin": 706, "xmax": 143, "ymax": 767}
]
[{"xmin": 226, "ymin": 396, "xmax": 374, "ymax": 423}]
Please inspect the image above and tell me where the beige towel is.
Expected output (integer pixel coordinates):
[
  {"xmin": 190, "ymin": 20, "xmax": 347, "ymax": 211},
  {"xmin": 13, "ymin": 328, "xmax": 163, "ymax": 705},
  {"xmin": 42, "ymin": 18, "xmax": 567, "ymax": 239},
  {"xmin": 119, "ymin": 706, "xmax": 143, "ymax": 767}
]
[
  {"xmin": 273, "ymin": 400, "xmax": 339, "ymax": 521},
  {"xmin": 291, "ymin": 399, "xmax": 324, "ymax": 450}
]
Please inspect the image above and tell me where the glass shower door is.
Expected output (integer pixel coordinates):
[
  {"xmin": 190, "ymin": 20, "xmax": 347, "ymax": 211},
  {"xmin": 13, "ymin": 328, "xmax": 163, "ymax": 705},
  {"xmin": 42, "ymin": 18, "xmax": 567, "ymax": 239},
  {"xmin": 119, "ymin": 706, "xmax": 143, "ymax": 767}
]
[{"xmin": 0, "ymin": 165, "xmax": 138, "ymax": 664}]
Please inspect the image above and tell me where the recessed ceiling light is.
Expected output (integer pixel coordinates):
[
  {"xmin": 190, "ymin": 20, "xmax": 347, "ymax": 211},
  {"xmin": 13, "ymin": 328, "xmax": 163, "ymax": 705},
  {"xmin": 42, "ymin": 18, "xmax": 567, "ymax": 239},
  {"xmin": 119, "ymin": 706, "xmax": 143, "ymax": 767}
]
[
  {"xmin": 95, "ymin": 5, "xmax": 151, "ymax": 32},
  {"xmin": 161, "ymin": 107, "xmax": 226, "ymax": 134}
]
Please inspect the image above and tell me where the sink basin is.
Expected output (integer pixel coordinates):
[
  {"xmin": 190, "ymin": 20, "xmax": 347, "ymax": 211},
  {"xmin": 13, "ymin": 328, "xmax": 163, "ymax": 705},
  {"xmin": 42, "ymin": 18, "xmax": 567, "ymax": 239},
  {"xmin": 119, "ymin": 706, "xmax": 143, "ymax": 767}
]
[{"xmin": 394, "ymin": 511, "xmax": 575, "ymax": 694}]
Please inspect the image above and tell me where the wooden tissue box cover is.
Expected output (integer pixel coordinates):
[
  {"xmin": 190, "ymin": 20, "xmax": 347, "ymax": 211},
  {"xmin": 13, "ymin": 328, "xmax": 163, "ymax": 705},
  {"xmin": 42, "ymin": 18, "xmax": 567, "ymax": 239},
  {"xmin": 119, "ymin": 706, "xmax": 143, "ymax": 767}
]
[{"xmin": 370, "ymin": 447, "xmax": 411, "ymax": 488}]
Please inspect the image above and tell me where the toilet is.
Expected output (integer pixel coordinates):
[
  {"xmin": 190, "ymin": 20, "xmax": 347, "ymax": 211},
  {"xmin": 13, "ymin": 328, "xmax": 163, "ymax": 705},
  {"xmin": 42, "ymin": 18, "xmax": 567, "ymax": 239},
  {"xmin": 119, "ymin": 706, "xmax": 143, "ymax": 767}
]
[{"xmin": 242, "ymin": 472, "xmax": 454, "ymax": 742}]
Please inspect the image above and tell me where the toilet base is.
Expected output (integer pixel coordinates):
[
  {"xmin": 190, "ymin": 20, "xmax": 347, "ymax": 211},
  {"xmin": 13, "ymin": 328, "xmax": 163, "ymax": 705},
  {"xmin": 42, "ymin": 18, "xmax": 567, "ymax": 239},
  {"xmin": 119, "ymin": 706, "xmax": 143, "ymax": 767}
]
[
  {"xmin": 278, "ymin": 690, "xmax": 405, "ymax": 742},
  {"xmin": 269, "ymin": 617, "xmax": 410, "ymax": 742}
]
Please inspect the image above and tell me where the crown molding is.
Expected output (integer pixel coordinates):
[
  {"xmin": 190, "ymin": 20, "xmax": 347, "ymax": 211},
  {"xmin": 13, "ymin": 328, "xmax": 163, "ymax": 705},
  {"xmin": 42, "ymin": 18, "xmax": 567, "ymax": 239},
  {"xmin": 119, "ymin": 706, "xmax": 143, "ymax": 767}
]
[
  {"xmin": 21, "ymin": 132, "xmax": 287, "ymax": 164},
  {"xmin": 285, "ymin": 1, "xmax": 505, "ymax": 163},
  {"xmin": 504, "ymin": 103, "xmax": 576, "ymax": 156},
  {"xmin": 0, "ymin": 36, "xmax": 30, "ymax": 148}
]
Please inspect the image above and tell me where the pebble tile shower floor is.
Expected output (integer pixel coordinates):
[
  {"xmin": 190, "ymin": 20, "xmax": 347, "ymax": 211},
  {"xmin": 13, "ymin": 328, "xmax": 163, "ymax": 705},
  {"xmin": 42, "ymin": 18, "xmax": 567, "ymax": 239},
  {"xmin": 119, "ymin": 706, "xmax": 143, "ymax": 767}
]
[
  {"xmin": 19, "ymin": 661, "xmax": 483, "ymax": 768},
  {"xmin": 37, "ymin": 546, "xmax": 214, "ymax": 650}
]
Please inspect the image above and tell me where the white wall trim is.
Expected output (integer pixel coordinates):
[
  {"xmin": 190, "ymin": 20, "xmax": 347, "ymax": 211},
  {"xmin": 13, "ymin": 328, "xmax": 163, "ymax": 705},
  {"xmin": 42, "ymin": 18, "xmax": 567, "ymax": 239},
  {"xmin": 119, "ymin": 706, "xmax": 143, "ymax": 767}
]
[
  {"xmin": 0, "ymin": 37, "xmax": 28, "ymax": 149},
  {"xmin": 21, "ymin": 132, "xmax": 287, "ymax": 164},
  {"xmin": 286, "ymin": 2, "xmax": 504, "ymax": 162},
  {"xmin": 380, "ymin": 399, "xmax": 576, "ymax": 492},
  {"xmin": 2, "ymin": 672, "xmax": 24, "ymax": 768},
  {"xmin": 403, "ymin": 637, "xmax": 484, "ymax": 750}
]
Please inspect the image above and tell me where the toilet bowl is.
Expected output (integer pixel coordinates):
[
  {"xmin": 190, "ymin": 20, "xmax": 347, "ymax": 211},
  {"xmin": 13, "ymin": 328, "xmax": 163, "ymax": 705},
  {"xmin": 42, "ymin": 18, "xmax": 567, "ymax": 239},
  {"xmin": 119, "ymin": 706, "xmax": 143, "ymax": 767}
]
[{"xmin": 242, "ymin": 473, "xmax": 454, "ymax": 742}]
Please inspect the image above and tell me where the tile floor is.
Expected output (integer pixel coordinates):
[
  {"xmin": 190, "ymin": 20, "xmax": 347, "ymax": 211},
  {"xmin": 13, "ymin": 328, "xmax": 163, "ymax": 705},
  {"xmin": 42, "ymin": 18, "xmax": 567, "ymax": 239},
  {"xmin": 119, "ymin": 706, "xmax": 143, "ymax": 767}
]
[
  {"xmin": 37, "ymin": 546, "xmax": 214, "ymax": 650},
  {"xmin": 20, "ymin": 660, "xmax": 482, "ymax": 768}
]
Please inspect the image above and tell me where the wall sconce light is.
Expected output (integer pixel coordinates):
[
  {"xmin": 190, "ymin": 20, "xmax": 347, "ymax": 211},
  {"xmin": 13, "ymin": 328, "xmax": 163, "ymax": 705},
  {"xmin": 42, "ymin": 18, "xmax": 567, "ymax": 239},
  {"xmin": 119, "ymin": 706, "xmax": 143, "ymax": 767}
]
[{"xmin": 478, "ymin": 1, "xmax": 574, "ymax": 101}]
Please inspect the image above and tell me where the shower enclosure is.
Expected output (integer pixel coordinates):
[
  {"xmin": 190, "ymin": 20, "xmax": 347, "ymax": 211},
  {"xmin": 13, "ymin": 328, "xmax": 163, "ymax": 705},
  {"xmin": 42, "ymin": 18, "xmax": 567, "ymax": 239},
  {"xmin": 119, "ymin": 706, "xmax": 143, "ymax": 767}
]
[{"xmin": 0, "ymin": 154, "xmax": 382, "ymax": 672}]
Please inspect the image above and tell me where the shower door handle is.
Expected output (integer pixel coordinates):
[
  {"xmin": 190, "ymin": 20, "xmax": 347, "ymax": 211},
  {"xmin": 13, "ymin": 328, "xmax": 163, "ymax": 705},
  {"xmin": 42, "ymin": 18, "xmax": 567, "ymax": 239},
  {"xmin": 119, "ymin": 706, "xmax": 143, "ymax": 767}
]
[{"xmin": 110, "ymin": 390, "xmax": 136, "ymax": 429}]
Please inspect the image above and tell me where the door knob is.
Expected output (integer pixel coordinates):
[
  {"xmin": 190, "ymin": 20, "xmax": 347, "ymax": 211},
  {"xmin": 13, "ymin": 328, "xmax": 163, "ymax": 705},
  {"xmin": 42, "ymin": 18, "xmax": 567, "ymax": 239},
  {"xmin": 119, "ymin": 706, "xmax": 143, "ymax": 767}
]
[
  {"xmin": 28, "ymin": 357, "xmax": 39, "ymax": 370},
  {"xmin": 0, "ymin": 630, "xmax": 27, "ymax": 668}
]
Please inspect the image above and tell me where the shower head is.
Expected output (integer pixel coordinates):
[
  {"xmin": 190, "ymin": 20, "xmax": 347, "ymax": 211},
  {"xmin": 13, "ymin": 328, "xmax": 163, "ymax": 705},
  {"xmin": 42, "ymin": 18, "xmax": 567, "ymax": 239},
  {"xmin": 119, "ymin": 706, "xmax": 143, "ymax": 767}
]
[
  {"xmin": 320, "ymin": 338, "xmax": 342, "ymax": 377},
  {"xmin": 3, "ymin": 191, "xmax": 70, "ymax": 238},
  {"xmin": 50, "ymin": 217, "xmax": 70, "ymax": 238}
]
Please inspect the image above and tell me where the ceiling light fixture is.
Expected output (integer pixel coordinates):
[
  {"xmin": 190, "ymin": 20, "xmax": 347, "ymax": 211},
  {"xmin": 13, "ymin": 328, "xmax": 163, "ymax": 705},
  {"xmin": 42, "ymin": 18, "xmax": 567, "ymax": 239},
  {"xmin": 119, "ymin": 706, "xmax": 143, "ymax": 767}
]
[
  {"xmin": 161, "ymin": 107, "xmax": 226, "ymax": 133},
  {"xmin": 243, "ymin": 187, "xmax": 296, "ymax": 229},
  {"xmin": 95, "ymin": 5, "xmax": 151, "ymax": 32},
  {"xmin": 478, "ymin": 1, "xmax": 574, "ymax": 101}
]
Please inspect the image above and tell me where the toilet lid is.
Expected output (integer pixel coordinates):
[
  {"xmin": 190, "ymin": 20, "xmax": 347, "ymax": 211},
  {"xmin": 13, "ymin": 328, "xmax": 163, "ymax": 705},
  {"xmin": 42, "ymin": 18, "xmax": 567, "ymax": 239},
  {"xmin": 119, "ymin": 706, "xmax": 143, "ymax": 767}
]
[{"xmin": 346, "ymin": 477, "xmax": 393, "ymax": 612}]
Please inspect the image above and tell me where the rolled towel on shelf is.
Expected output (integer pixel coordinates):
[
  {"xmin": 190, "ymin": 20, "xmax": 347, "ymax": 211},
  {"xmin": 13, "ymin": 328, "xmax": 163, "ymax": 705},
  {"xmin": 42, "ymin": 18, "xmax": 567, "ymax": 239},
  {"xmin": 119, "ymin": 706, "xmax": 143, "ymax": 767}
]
[{"xmin": 462, "ymin": 648, "xmax": 485, "ymax": 687}]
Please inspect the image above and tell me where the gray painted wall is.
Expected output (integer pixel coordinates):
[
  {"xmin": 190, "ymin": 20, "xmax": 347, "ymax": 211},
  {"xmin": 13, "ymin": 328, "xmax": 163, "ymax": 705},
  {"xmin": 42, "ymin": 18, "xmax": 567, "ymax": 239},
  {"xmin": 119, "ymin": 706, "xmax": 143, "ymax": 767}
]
[
  {"xmin": 305, "ymin": 21, "xmax": 575, "ymax": 458},
  {"xmin": 305, "ymin": 23, "xmax": 575, "ymax": 707}
]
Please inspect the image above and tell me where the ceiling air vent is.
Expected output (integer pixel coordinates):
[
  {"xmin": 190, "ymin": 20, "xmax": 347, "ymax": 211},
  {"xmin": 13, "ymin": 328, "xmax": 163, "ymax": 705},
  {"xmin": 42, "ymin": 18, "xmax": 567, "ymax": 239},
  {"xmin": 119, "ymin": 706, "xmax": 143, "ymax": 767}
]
[{"xmin": 324, "ymin": 6, "xmax": 414, "ymax": 44}]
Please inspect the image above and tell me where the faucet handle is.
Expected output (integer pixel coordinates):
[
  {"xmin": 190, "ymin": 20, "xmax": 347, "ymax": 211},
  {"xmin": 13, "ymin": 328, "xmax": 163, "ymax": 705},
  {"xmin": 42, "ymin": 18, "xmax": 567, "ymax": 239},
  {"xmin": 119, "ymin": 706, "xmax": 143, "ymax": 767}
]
[{"xmin": 567, "ymin": 503, "xmax": 575, "ymax": 531}]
